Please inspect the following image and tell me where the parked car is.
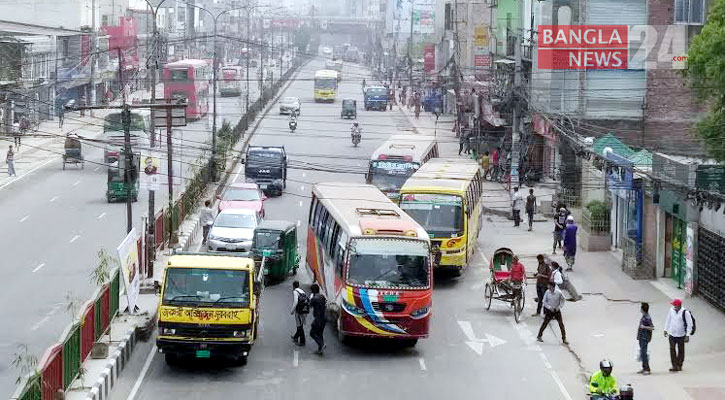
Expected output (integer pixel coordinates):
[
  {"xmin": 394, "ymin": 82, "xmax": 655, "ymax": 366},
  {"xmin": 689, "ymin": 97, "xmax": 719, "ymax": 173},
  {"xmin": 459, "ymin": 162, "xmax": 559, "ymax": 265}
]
[
  {"xmin": 279, "ymin": 97, "xmax": 301, "ymax": 115},
  {"xmin": 207, "ymin": 208, "xmax": 261, "ymax": 255},
  {"xmin": 218, "ymin": 182, "xmax": 266, "ymax": 217}
]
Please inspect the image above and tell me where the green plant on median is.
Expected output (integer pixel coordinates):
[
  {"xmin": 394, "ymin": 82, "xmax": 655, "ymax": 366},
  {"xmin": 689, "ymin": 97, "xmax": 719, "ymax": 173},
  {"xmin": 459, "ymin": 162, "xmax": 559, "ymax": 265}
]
[
  {"xmin": 64, "ymin": 291, "xmax": 82, "ymax": 321},
  {"xmin": 11, "ymin": 344, "xmax": 38, "ymax": 384},
  {"xmin": 90, "ymin": 248, "xmax": 117, "ymax": 286}
]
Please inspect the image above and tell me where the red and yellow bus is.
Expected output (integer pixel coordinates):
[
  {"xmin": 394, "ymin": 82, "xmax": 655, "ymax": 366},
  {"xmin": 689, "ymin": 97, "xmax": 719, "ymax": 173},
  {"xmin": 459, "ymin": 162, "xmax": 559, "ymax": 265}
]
[
  {"xmin": 306, "ymin": 182, "xmax": 432, "ymax": 346},
  {"xmin": 163, "ymin": 59, "xmax": 210, "ymax": 120}
]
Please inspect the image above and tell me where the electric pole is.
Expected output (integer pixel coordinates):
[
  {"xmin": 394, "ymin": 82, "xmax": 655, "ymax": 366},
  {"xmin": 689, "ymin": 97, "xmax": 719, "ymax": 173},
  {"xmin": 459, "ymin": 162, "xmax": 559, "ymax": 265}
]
[
  {"xmin": 510, "ymin": 34, "xmax": 522, "ymax": 192},
  {"xmin": 245, "ymin": 8, "xmax": 251, "ymax": 112},
  {"xmin": 118, "ymin": 48, "xmax": 133, "ymax": 233},
  {"xmin": 408, "ymin": 0, "xmax": 414, "ymax": 90},
  {"xmin": 166, "ymin": 101, "xmax": 174, "ymax": 244}
]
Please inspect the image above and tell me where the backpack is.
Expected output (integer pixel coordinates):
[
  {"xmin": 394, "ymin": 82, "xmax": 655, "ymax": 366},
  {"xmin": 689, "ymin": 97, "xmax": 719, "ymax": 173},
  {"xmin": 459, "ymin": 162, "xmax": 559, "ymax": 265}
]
[
  {"xmin": 682, "ymin": 309, "xmax": 696, "ymax": 335},
  {"xmin": 295, "ymin": 290, "xmax": 310, "ymax": 314}
]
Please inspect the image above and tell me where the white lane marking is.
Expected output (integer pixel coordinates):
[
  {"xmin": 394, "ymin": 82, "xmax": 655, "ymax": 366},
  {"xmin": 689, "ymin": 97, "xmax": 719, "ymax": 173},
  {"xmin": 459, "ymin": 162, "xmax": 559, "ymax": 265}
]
[
  {"xmin": 298, "ymin": 201, "xmax": 303, "ymax": 207},
  {"xmin": 418, "ymin": 357, "xmax": 427, "ymax": 371},
  {"xmin": 49, "ymin": 196, "xmax": 58, "ymax": 202},
  {"xmin": 94, "ymin": 166, "xmax": 101, "ymax": 172},
  {"xmin": 69, "ymin": 235, "xmax": 80, "ymax": 243},
  {"xmin": 20, "ymin": 215, "xmax": 29, "ymax": 222},
  {"xmin": 300, "ymin": 185, "xmax": 304, "ymax": 191},
  {"xmin": 297, "ymin": 220, "xmax": 301, "ymax": 227},
  {"xmin": 127, "ymin": 345, "xmax": 157, "ymax": 400},
  {"xmin": 72, "ymin": 179, "xmax": 81, "ymax": 186},
  {"xmin": 302, "ymin": 172, "xmax": 306, "ymax": 177},
  {"xmin": 32, "ymin": 263, "xmax": 46, "ymax": 273},
  {"xmin": 0, "ymin": 158, "xmax": 54, "ymax": 192},
  {"xmin": 293, "ymin": 350, "xmax": 299, "ymax": 368},
  {"xmin": 509, "ymin": 316, "xmax": 572, "ymax": 400},
  {"xmin": 97, "ymin": 212, "xmax": 107, "ymax": 219},
  {"xmin": 457, "ymin": 320, "xmax": 507, "ymax": 355},
  {"xmin": 592, "ymin": 333, "xmax": 605, "ymax": 338},
  {"xmin": 550, "ymin": 370, "xmax": 573, "ymax": 400},
  {"xmin": 30, "ymin": 316, "xmax": 51, "ymax": 331}
]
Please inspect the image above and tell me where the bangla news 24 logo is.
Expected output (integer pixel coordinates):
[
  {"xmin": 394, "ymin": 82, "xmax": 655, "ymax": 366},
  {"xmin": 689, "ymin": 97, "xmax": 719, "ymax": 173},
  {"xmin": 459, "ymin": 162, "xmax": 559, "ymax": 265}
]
[{"xmin": 537, "ymin": 25, "xmax": 688, "ymax": 70}]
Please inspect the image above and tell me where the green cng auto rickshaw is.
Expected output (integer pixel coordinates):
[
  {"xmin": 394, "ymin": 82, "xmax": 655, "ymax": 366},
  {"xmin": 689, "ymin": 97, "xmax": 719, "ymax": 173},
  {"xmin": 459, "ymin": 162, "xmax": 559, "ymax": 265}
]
[
  {"xmin": 252, "ymin": 220, "xmax": 299, "ymax": 281},
  {"xmin": 341, "ymin": 98, "xmax": 356, "ymax": 119},
  {"xmin": 107, "ymin": 151, "xmax": 140, "ymax": 202}
]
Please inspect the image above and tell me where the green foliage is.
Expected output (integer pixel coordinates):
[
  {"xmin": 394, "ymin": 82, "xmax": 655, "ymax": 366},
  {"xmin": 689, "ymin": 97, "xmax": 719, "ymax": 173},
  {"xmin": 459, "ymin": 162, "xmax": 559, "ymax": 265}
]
[
  {"xmin": 90, "ymin": 248, "xmax": 117, "ymax": 286},
  {"xmin": 11, "ymin": 345, "xmax": 38, "ymax": 384},
  {"xmin": 65, "ymin": 291, "xmax": 81, "ymax": 321},
  {"xmin": 686, "ymin": 0, "xmax": 725, "ymax": 160},
  {"xmin": 586, "ymin": 200, "xmax": 609, "ymax": 221}
]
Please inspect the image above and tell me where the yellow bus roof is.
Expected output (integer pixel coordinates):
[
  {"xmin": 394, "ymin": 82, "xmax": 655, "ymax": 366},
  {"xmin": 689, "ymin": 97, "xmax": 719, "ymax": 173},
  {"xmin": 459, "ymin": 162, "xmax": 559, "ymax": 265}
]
[
  {"xmin": 315, "ymin": 69, "xmax": 338, "ymax": 79},
  {"xmin": 400, "ymin": 158, "xmax": 480, "ymax": 195},
  {"xmin": 167, "ymin": 254, "xmax": 254, "ymax": 271},
  {"xmin": 370, "ymin": 134, "xmax": 437, "ymax": 162}
]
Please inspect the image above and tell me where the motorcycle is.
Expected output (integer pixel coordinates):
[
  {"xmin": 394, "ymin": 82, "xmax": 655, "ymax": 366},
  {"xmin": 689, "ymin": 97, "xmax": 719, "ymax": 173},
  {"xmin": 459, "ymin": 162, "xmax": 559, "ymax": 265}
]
[
  {"xmin": 351, "ymin": 127, "xmax": 361, "ymax": 147},
  {"xmin": 589, "ymin": 384, "xmax": 634, "ymax": 400},
  {"xmin": 289, "ymin": 119, "xmax": 297, "ymax": 132}
]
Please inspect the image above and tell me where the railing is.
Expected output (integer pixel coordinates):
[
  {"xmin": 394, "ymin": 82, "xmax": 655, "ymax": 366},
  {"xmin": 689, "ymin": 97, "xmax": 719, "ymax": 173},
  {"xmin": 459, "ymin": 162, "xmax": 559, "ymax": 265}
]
[
  {"xmin": 581, "ymin": 208, "xmax": 611, "ymax": 234},
  {"xmin": 12, "ymin": 268, "xmax": 120, "ymax": 400},
  {"xmin": 622, "ymin": 236, "xmax": 643, "ymax": 274}
]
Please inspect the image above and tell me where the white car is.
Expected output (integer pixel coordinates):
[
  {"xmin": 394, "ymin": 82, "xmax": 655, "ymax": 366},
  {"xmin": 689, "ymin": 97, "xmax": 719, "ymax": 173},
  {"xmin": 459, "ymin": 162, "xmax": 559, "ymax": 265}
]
[
  {"xmin": 322, "ymin": 46, "xmax": 332, "ymax": 57},
  {"xmin": 206, "ymin": 208, "xmax": 261, "ymax": 255},
  {"xmin": 279, "ymin": 96, "xmax": 301, "ymax": 115}
]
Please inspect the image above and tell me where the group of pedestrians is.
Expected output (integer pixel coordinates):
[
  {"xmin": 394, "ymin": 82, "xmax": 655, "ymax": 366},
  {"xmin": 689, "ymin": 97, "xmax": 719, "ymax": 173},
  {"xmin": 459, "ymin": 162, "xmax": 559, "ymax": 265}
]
[
  {"xmin": 551, "ymin": 206, "xmax": 578, "ymax": 271},
  {"xmin": 291, "ymin": 280, "xmax": 328, "ymax": 355}
]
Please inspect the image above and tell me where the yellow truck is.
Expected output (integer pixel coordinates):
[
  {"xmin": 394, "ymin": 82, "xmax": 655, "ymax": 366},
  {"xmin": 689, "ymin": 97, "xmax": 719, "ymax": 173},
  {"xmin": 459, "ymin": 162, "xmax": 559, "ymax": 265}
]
[{"xmin": 156, "ymin": 254, "xmax": 262, "ymax": 366}]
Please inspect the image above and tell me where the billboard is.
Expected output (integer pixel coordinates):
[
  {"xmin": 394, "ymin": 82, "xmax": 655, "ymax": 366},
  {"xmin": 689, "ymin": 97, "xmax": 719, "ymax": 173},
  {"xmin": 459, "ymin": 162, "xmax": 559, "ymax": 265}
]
[
  {"xmin": 117, "ymin": 228, "xmax": 140, "ymax": 312},
  {"xmin": 386, "ymin": 0, "xmax": 436, "ymax": 36}
]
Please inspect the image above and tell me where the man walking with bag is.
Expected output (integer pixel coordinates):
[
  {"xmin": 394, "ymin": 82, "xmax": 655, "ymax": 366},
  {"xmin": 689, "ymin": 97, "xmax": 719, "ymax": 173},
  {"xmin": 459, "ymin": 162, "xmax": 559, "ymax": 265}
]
[
  {"xmin": 664, "ymin": 299, "xmax": 694, "ymax": 372},
  {"xmin": 309, "ymin": 283, "xmax": 327, "ymax": 355},
  {"xmin": 290, "ymin": 280, "xmax": 309, "ymax": 346},
  {"xmin": 637, "ymin": 302, "xmax": 654, "ymax": 375}
]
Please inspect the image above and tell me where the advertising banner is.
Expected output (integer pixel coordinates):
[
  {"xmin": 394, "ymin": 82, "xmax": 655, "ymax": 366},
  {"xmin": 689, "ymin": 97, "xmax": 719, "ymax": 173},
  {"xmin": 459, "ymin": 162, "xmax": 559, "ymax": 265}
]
[
  {"xmin": 117, "ymin": 228, "xmax": 140, "ymax": 312},
  {"xmin": 140, "ymin": 152, "xmax": 160, "ymax": 190},
  {"xmin": 423, "ymin": 44, "xmax": 435, "ymax": 72}
]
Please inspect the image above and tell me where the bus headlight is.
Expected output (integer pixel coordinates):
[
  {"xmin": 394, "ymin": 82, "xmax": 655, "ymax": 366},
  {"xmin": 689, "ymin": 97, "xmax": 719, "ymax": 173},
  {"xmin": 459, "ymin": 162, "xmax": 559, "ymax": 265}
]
[
  {"xmin": 342, "ymin": 300, "xmax": 365, "ymax": 316},
  {"xmin": 233, "ymin": 330, "xmax": 250, "ymax": 338},
  {"xmin": 159, "ymin": 327, "xmax": 176, "ymax": 335},
  {"xmin": 410, "ymin": 307, "xmax": 430, "ymax": 319}
]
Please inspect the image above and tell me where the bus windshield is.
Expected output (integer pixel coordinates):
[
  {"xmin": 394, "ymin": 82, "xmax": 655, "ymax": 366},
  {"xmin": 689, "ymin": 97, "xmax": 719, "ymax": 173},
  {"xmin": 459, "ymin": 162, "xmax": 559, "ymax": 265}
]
[
  {"xmin": 347, "ymin": 239, "xmax": 429, "ymax": 288},
  {"xmin": 162, "ymin": 268, "xmax": 249, "ymax": 308},
  {"xmin": 315, "ymin": 78, "xmax": 337, "ymax": 90},
  {"xmin": 399, "ymin": 193, "xmax": 464, "ymax": 237},
  {"xmin": 370, "ymin": 160, "xmax": 419, "ymax": 191},
  {"xmin": 168, "ymin": 69, "xmax": 190, "ymax": 82},
  {"xmin": 366, "ymin": 88, "xmax": 387, "ymax": 96},
  {"xmin": 104, "ymin": 113, "xmax": 146, "ymax": 132}
]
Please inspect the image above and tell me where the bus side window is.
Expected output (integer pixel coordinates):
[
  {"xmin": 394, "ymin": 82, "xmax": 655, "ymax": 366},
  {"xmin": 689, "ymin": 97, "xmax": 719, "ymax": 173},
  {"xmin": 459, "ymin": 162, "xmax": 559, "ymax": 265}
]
[
  {"xmin": 309, "ymin": 196, "xmax": 318, "ymax": 224},
  {"xmin": 318, "ymin": 208, "xmax": 329, "ymax": 239},
  {"xmin": 323, "ymin": 218, "xmax": 335, "ymax": 256},
  {"xmin": 329, "ymin": 223, "xmax": 340, "ymax": 260},
  {"xmin": 335, "ymin": 231, "xmax": 347, "ymax": 278}
]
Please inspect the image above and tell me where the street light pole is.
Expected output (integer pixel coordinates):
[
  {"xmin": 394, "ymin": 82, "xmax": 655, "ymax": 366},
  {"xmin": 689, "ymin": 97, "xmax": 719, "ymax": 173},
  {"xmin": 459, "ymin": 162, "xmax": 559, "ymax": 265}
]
[{"xmin": 144, "ymin": 0, "xmax": 167, "ymax": 149}]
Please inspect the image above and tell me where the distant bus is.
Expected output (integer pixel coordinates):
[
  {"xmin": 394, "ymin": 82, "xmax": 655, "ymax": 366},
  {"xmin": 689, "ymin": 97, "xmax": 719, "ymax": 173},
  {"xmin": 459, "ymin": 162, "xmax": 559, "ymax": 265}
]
[
  {"xmin": 163, "ymin": 59, "xmax": 210, "ymax": 120},
  {"xmin": 102, "ymin": 110, "xmax": 150, "ymax": 163},
  {"xmin": 398, "ymin": 158, "xmax": 484, "ymax": 275},
  {"xmin": 367, "ymin": 134, "xmax": 439, "ymax": 200},
  {"xmin": 306, "ymin": 182, "xmax": 432, "ymax": 346},
  {"xmin": 314, "ymin": 69, "xmax": 338, "ymax": 102},
  {"xmin": 220, "ymin": 65, "xmax": 243, "ymax": 97}
]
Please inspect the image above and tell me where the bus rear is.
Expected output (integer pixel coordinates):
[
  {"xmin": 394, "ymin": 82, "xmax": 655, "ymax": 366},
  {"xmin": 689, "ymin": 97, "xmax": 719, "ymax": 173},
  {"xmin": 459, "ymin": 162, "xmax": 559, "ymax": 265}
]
[
  {"xmin": 163, "ymin": 60, "xmax": 209, "ymax": 120},
  {"xmin": 220, "ymin": 67, "xmax": 242, "ymax": 97},
  {"xmin": 367, "ymin": 135, "xmax": 438, "ymax": 200}
]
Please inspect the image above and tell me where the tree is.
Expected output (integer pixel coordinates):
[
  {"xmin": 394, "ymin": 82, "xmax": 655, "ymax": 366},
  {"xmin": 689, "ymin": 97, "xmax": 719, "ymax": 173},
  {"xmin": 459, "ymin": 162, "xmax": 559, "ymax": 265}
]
[{"xmin": 686, "ymin": 0, "xmax": 725, "ymax": 160}]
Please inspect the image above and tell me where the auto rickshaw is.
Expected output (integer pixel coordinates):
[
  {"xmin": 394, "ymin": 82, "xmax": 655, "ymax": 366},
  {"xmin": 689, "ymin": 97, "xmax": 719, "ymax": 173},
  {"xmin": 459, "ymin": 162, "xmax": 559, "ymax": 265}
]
[
  {"xmin": 62, "ymin": 135, "xmax": 84, "ymax": 169},
  {"xmin": 252, "ymin": 220, "xmax": 299, "ymax": 282},
  {"xmin": 341, "ymin": 98, "xmax": 357, "ymax": 119},
  {"xmin": 106, "ymin": 151, "xmax": 140, "ymax": 203}
]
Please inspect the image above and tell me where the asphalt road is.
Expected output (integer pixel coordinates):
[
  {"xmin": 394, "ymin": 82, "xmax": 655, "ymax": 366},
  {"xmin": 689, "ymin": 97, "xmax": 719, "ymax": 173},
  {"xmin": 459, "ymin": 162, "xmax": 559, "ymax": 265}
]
[
  {"xmin": 108, "ymin": 58, "xmax": 580, "ymax": 400},
  {"xmin": 0, "ymin": 69, "xmax": 263, "ymax": 395}
]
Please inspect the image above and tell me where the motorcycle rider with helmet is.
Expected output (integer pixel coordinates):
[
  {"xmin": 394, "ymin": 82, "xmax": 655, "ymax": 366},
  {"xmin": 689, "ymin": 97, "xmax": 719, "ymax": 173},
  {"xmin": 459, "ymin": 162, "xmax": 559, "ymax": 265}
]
[
  {"xmin": 589, "ymin": 359, "xmax": 619, "ymax": 398},
  {"xmin": 350, "ymin": 121, "xmax": 361, "ymax": 146}
]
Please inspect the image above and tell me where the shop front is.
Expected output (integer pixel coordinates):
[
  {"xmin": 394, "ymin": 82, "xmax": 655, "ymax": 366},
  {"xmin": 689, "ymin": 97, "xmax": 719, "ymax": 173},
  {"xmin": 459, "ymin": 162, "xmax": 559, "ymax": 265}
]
[{"xmin": 605, "ymin": 151, "xmax": 643, "ymax": 276}]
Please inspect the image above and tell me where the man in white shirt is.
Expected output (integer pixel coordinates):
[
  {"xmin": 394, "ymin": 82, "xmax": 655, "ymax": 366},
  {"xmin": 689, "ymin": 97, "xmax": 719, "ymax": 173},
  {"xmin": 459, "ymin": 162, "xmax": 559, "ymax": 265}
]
[
  {"xmin": 290, "ymin": 280, "xmax": 308, "ymax": 346},
  {"xmin": 512, "ymin": 187, "xmax": 524, "ymax": 227},
  {"xmin": 199, "ymin": 200, "xmax": 215, "ymax": 245},
  {"xmin": 664, "ymin": 298, "xmax": 693, "ymax": 372},
  {"xmin": 536, "ymin": 281, "xmax": 568, "ymax": 345}
]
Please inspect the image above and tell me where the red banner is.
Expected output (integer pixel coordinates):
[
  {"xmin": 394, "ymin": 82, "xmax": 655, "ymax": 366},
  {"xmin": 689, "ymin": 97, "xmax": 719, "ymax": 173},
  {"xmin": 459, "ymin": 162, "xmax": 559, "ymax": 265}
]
[
  {"xmin": 474, "ymin": 54, "xmax": 491, "ymax": 67},
  {"xmin": 423, "ymin": 44, "xmax": 435, "ymax": 73}
]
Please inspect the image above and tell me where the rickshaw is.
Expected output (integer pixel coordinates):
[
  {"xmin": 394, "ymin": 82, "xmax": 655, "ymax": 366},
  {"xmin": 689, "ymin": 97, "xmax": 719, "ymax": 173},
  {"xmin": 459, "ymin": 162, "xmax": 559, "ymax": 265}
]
[
  {"xmin": 106, "ymin": 151, "xmax": 140, "ymax": 203},
  {"xmin": 252, "ymin": 220, "xmax": 299, "ymax": 282},
  {"xmin": 62, "ymin": 135, "xmax": 84, "ymax": 169},
  {"xmin": 341, "ymin": 98, "xmax": 357, "ymax": 119},
  {"xmin": 483, "ymin": 247, "xmax": 527, "ymax": 323}
]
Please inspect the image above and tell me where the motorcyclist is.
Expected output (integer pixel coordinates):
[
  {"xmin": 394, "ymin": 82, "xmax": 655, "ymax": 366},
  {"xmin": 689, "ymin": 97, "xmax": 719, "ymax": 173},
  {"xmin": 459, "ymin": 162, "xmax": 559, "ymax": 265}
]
[
  {"xmin": 589, "ymin": 359, "xmax": 619, "ymax": 398},
  {"xmin": 351, "ymin": 122, "xmax": 361, "ymax": 135},
  {"xmin": 288, "ymin": 110, "xmax": 297, "ymax": 130}
]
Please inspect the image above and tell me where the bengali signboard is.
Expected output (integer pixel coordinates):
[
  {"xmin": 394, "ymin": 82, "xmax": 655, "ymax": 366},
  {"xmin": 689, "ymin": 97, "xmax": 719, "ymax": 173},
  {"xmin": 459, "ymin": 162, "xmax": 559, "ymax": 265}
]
[{"xmin": 696, "ymin": 164, "xmax": 725, "ymax": 193}]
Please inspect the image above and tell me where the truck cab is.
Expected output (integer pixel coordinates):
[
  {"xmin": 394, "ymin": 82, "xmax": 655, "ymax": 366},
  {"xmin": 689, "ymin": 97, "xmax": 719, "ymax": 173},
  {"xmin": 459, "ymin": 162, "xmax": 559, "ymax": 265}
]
[
  {"xmin": 364, "ymin": 86, "xmax": 389, "ymax": 111},
  {"xmin": 244, "ymin": 146, "xmax": 287, "ymax": 193},
  {"xmin": 156, "ymin": 254, "xmax": 262, "ymax": 366}
]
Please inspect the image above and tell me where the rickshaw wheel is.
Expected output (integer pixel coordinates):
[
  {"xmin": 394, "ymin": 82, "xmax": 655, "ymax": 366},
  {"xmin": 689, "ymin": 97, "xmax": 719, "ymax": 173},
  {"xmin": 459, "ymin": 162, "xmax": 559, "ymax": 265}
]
[
  {"xmin": 513, "ymin": 293, "xmax": 523, "ymax": 323},
  {"xmin": 484, "ymin": 283, "xmax": 493, "ymax": 310}
]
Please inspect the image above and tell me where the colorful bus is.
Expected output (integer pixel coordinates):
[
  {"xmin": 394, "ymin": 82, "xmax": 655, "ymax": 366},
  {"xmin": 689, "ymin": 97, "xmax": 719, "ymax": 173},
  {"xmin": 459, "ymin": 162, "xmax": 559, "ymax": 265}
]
[
  {"xmin": 220, "ymin": 65, "xmax": 243, "ymax": 97},
  {"xmin": 366, "ymin": 134, "xmax": 439, "ymax": 200},
  {"xmin": 306, "ymin": 182, "xmax": 433, "ymax": 346},
  {"xmin": 314, "ymin": 69, "xmax": 338, "ymax": 102},
  {"xmin": 398, "ymin": 158, "xmax": 484, "ymax": 275},
  {"xmin": 163, "ymin": 59, "xmax": 210, "ymax": 120}
]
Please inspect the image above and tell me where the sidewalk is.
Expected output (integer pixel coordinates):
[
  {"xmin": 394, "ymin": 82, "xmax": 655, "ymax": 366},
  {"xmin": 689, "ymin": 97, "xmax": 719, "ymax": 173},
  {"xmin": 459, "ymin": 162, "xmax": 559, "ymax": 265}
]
[
  {"xmin": 399, "ymin": 105, "xmax": 725, "ymax": 400},
  {"xmin": 0, "ymin": 86, "xmax": 160, "ymax": 189}
]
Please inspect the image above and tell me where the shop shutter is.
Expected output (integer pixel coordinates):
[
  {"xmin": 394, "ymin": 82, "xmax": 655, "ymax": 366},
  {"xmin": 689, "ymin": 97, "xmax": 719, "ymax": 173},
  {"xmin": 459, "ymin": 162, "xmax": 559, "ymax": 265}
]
[{"xmin": 697, "ymin": 227, "xmax": 725, "ymax": 311}]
